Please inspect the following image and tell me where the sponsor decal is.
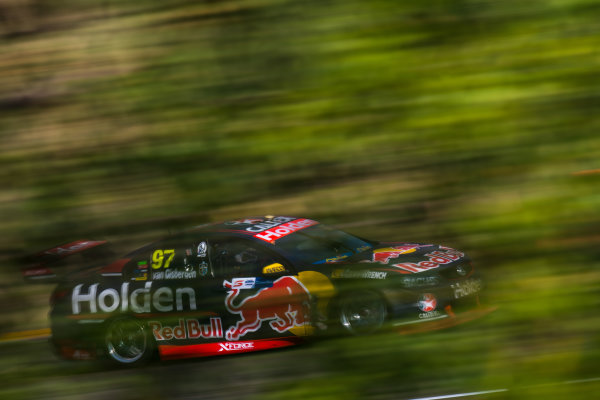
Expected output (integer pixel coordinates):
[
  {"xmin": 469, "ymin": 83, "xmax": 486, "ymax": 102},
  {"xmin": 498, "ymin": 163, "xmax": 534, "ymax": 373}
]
[
  {"xmin": 451, "ymin": 279, "xmax": 482, "ymax": 299},
  {"xmin": 71, "ymin": 283, "xmax": 197, "ymax": 314},
  {"xmin": 134, "ymin": 261, "xmax": 148, "ymax": 281},
  {"xmin": 325, "ymin": 253, "xmax": 351, "ymax": 263},
  {"xmin": 225, "ymin": 218, "xmax": 268, "ymax": 227},
  {"xmin": 157, "ymin": 338, "xmax": 302, "ymax": 359},
  {"xmin": 392, "ymin": 247, "xmax": 465, "ymax": 274},
  {"xmin": 253, "ymin": 218, "xmax": 318, "ymax": 242},
  {"xmin": 419, "ymin": 310, "xmax": 442, "ymax": 319},
  {"xmin": 223, "ymin": 276, "xmax": 310, "ymax": 340},
  {"xmin": 199, "ymin": 262, "xmax": 209, "ymax": 277},
  {"xmin": 231, "ymin": 277, "xmax": 256, "ymax": 289},
  {"xmin": 152, "ymin": 269, "xmax": 197, "ymax": 280},
  {"xmin": 401, "ymin": 276, "xmax": 439, "ymax": 287},
  {"xmin": 152, "ymin": 249, "xmax": 176, "ymax": 269},
  {"xmin": 149, "ymin": 318, "xmax": 223, "ymax": 341},
  {"xmin": 371, "ymin": 245, "xmax": 421, "ymax": 263},
  {"xmin": 356, "ymin": 245, "xmax": 372, "ymax": 253},
  {"xmin": 263, "ymin": 263, "xmax": 286, "ymax": 274},
  {"xmin": 197, "ymin": 242, "xmax": 207, "ymax": 257},
  {"xmin": 241, "ymin": 217, "xmax": 296, "ymax": 232},
  {"xmin": 225, "ymin": 217, "xmax": 319, "ymax": 242},
  {"xmin": 44, "ymin": 240, "xmax": 105, "ymax": 256},
  {"xmin": 331, "ymin": 269, "xmax": 387, "ymax": 280},
  {"xmin": 218, "ymin": 342, "xmax": 254, "ymax": 352},
  {"xmin": 418, "ymin": 293, "xmax": 437, "ymax": 312}
]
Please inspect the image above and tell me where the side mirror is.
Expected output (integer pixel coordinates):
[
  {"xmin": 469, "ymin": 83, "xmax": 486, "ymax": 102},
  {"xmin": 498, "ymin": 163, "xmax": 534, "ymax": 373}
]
[{"xmin": 262, "ymin": 263, "xmax": 286, "ymax": 275}]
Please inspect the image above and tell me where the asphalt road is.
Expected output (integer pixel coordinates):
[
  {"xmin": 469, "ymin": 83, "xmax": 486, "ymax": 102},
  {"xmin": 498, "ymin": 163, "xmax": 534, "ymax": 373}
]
[
  {"xmin": 2, "ymin": 316, "xmax": 597, "ymax": 400},
  {"xmin": 1, "ymin": 336, "xmax": 346, "ymax": 400}
]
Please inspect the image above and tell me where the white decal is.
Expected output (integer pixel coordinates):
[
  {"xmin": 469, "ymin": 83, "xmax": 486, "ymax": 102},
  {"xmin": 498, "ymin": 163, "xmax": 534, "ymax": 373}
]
[
  {"xmin": 152, "ymin": 269, "xmax": 197, "ymax": 280},
  {"xmin": 197, "ymin": 242, "xmax": 207, "ymax": 257},
  {"xmin": 253, "ymin": 219, "xmax": 318, "ymax": 242},
  {"xmin": 242, "ymin": 217, "xmax": 295, "ymax": 233},
  {"xmin": 419, "ymin": 310, "xmax": 442, "ymax": 319},
  {"xmin": 218, "ymin": 342, "xmax": 254, "ymax": 352},
  {"xmin": 71, "ymin": 283, "xmax": 197, "ymax": 314},
  {"xmin": 451, "ymin": 279, "xmax": 482, "ymax": 299},
  {"xmin": 231, "ymin": 277, "xmax": 256, "ymax": 289}
]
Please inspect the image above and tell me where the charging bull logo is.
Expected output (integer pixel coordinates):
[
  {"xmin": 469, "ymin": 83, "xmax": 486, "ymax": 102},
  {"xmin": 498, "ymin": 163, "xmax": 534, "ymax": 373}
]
[
  {"xmin": 223, "ymin": 276, "xmax": 310, "ymax": 341},
  {"xmin": 372, "ymin": 246, "xmax": 420, "ymax": 264}
]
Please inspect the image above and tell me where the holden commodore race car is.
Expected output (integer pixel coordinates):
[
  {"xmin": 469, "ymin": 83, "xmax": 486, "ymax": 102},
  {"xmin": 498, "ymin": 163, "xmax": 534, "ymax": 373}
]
[{"xmin": 49, "ymin": 216, "xmax": 489, "ymax": 365}]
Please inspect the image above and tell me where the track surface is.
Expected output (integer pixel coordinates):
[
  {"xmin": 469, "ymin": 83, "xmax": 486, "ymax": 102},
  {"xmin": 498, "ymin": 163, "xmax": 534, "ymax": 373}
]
[{"xmin": 2, "ymin": 331, "xmax": 598, "ymax": 400}]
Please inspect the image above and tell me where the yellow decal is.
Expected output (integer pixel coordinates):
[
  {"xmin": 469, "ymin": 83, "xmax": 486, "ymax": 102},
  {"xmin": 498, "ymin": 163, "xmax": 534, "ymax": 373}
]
[
  {"xmin": 262, "ymin": 263, "xmax": 285, "ymax": 274},
  {"xmin": 288, "ymin": 271, "xmax": 337, "ymax": 337},
  {"xmin": 374, "ymin": 247, "xmax": 416, "ymax": 255},
  {"xmin": 134, "ymin": 272, "xmax": 148, "ymax": 281},
  {"xmin": 325, "ymin": 254, "xmax": 349, "ymax": 263},
  {"xmin": 151, "ymin": 249, "xmax": 175, "ymax": 269}
]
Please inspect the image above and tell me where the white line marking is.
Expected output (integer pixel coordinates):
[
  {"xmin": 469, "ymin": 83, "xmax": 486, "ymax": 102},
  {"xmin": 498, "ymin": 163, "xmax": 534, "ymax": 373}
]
[
  {"xmin": 408, "ymin": 389, "xmax": 508, "ymax": 400},
  {"xmin": 409, "ymin": 377, "xmax": 600, "ymax": 400},
  {"xmin": 393, "ymin": 315, "xmax": 448, "ymax": 326},
  {"xmin": 564, "ymin": 377, "xmax": 600, "ymax": 385}
]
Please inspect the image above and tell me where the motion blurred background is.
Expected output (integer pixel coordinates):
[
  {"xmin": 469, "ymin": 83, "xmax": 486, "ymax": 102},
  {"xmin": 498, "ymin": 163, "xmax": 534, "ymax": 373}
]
[{"xmin": 1, "ymin": 0, "xmax": 599, "ymax": 399}]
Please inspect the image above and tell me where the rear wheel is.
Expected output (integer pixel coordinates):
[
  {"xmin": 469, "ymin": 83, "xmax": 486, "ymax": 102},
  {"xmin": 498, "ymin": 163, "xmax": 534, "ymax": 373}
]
[
  {"xmin": 336, "ymin": 291, "xmax": 387, "ymax": 335},
  {"xmin": 104, "ymin": 317, "xmax": 153, "ymax": 366}
]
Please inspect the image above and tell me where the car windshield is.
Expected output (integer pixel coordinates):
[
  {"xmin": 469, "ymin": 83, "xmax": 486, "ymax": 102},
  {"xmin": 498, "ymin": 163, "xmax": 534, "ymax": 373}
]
[{"xmin": 274, "ymin": 224, "xmax": 373, "ymax": 264}]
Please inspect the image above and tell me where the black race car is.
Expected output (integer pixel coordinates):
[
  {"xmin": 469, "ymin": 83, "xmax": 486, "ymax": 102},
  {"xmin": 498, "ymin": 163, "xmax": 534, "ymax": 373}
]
[{"xmin": 49, "ymin": 216, "xmax": 489, "ymax": 365}]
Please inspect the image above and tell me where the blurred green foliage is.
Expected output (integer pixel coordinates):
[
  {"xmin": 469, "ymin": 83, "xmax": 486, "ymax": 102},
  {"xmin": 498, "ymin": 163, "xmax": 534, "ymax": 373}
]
[{"xmin": 1, "ymin": 0, "xmax": 599, "ymax": 399}]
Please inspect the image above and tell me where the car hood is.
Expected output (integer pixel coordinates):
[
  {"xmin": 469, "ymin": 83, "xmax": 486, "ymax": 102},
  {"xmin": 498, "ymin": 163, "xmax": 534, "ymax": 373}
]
[{"xmin": 329, "ymin": 242, "xmax": 470, "ymax": 276}]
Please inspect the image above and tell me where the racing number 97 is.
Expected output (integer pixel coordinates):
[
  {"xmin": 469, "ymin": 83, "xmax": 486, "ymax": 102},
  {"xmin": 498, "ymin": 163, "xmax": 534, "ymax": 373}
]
[{"xmin": 152, "ymin": 249, "xmax": 175, "ymax": 269}]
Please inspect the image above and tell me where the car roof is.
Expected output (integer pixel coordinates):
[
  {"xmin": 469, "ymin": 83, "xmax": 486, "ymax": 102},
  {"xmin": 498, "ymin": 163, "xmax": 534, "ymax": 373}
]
[{"xmin": 188, "ymin": 216, "xmax": 319, "ymax": 242}]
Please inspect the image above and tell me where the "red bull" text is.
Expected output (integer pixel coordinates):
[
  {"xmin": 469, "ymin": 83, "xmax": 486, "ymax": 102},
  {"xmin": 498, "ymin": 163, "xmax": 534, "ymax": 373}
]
[{"xmin": 149, "ymin": 318, "xmax": 223, "ymax": 340}]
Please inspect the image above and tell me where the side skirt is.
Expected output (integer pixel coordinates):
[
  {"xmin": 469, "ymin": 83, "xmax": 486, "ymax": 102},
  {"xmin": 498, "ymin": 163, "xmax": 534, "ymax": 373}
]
[{"xmin": 158, "ymin": 337, "xmax": 304, "ymax": 360}]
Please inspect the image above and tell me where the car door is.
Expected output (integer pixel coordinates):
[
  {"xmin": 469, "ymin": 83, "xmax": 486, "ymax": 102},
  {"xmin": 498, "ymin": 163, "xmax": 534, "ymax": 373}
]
[
  {"xmin": 124, "ymin": 236, "xmax": 226, "ymax": 346},
  {"xmin": 209, "ymin": 237, "xmax": 310, "ymax": 341}
]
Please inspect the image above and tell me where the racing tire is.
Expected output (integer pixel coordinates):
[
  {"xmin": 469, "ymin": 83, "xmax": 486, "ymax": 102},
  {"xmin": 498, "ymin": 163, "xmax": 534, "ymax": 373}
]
[
  {"xmin": 334, "ymin": 291, "xmax": 388, "ymax": 335},
  {"xmin": 103, "ymin": 317, "xmax": 154, "ymax": 366}
]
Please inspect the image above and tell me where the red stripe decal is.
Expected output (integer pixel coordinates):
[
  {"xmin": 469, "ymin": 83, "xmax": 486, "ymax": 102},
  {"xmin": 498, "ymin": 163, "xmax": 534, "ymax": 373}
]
[{"xmin": 158, "ymin": 337, "xmax": 303, "ymax": 360}]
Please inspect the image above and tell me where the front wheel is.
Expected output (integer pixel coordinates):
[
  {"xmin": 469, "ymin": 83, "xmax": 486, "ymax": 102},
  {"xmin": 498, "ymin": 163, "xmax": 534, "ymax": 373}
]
[
  {"xmin": 104, "ymin": 317, "xmax": 154, "ymax": 366},
  {"xmin": 336, "ymin": 291, "xmax": 388, "ymax": 335}
]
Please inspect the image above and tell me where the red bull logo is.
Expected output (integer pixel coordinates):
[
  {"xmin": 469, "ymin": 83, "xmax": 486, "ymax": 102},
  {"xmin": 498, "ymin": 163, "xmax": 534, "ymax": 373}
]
[
  {"xmin": 372, "ymin": 245, "xmax": 420, "ymax": 264},
  {"xmin": 223, "ymin": 276, "xmax": 311, "ymax": 341}
]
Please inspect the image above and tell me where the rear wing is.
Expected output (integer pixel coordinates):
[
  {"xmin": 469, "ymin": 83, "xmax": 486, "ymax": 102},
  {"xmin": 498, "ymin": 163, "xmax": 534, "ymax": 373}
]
[{"xmin": 21, "ymin": 240, "xmax": 115, "ymax": 283}]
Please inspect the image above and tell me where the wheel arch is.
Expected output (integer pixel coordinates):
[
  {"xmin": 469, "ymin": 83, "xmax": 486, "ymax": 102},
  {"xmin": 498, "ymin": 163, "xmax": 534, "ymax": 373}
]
[{"xmin": 100, "ymin": 313, "xmax": 157, "ymax": 366}]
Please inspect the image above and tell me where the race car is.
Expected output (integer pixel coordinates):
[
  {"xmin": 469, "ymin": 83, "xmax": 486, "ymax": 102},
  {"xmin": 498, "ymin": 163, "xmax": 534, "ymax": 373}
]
[{"xmin": 48, "ymin": 216, "xmax": 488, "ymax": 365}]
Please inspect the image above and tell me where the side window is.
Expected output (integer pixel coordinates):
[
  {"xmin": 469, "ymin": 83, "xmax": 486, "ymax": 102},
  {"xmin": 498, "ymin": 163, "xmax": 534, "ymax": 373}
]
[{"xmin": 210, "ymin": 239, "xmax": 290, "ymax": 278}]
